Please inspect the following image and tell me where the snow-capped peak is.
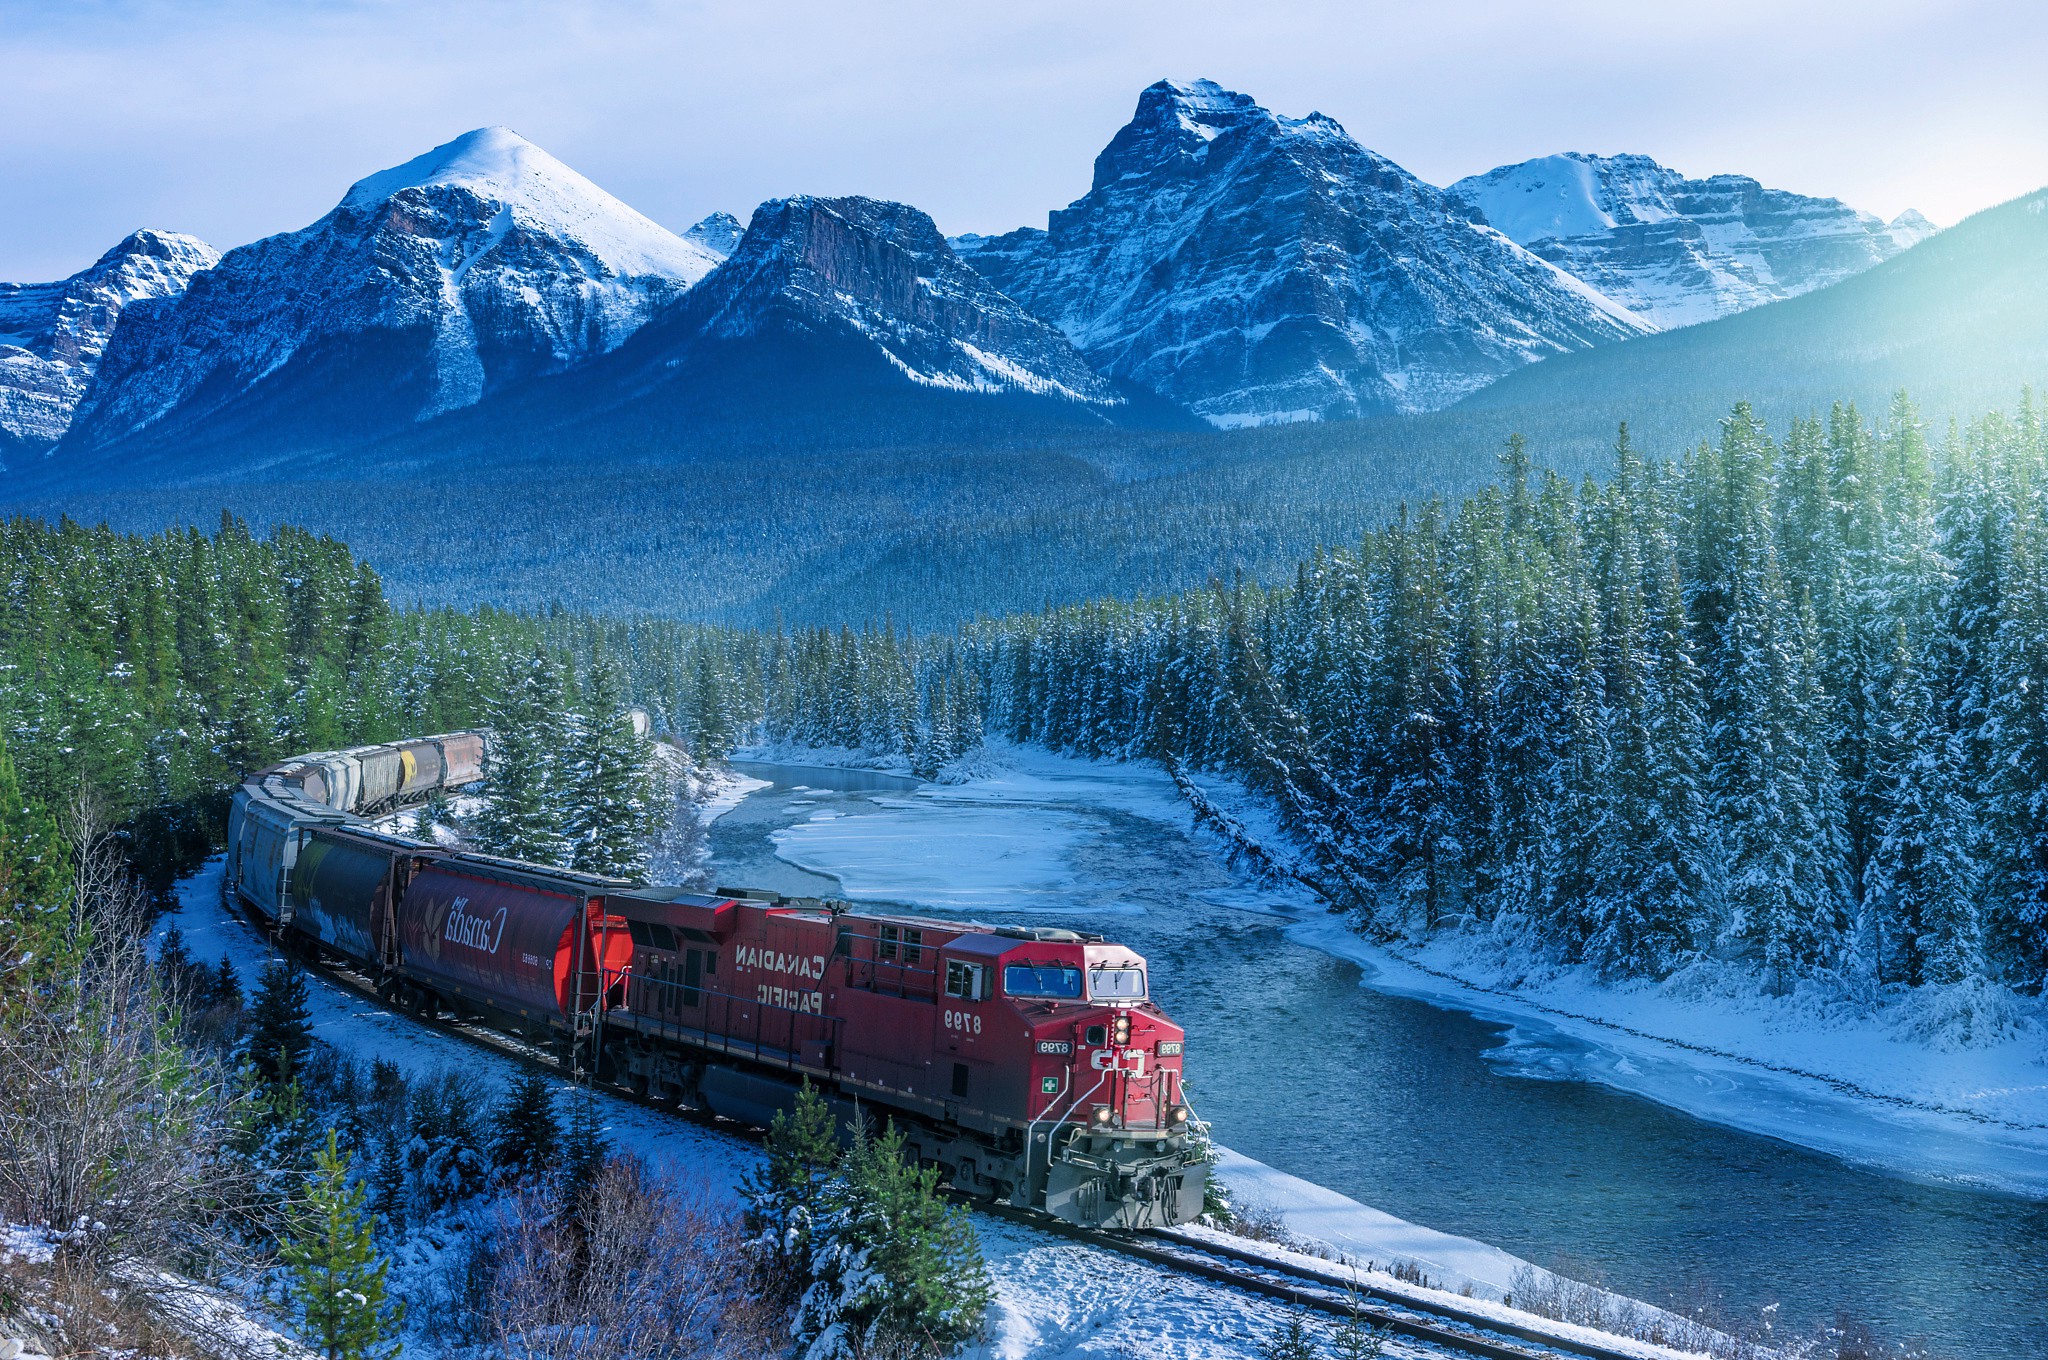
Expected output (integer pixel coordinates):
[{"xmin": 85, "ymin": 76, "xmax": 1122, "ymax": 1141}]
[
  {"xmin": 683, "ymin": 211, "xmax": 746, "ymax": 259},
  {"xmin": 342, "ymin": 126, "xmax": 720, "ymax": 283},
  {"xmin": 1887, "ymin": 208, "xmax": 1938, "ymax": 249},
  {"xmin": 1447, "ymin": 152, "xmax": 1925, "ymax": 329},
  {"xmin": 960, "ymin": 79, "xmax": 1647, "ymax": 425}
]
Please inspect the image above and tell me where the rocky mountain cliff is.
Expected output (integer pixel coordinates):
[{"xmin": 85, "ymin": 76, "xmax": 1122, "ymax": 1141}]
[
  {"xmin": 0, "ymin": 230, "xmax": 218, "ymax": 460},
  {"xmin": 953, "ymin": 79, "xmax": 1650, "ymax": 426},
  {"xmin": 1447, "ymin": 153, "xmax": 1935, "ymax": 330},
  {"xmin": 622, "ymin": 194, "xmax": 1122, "ymax": 410},
  {"xmin": 62, "ymin": 127, "xmax": 722, "ymax": 458}
]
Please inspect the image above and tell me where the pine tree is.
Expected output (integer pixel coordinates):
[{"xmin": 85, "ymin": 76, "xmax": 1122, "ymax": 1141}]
[
  {"xmin": 206, "ymin": 954, "xmax": 243, "ymax": 1011},
  {"xmin": 473, "ymin": 646, "xmax": 573, "ymax": 866},
  {"xmin": 247, "ymin": 959, "xmax": 314, "ymax": 1086},
  {"xmin": 278, "ymin": 1130, "xmax": 404, "ymax": 1360},
  {"xmin": 156, "ymin": 921, "xmax": 199, "ymax": 996},
  {"xmin": 369, "ymin": 1131, "xmax": 408, "ymax": 1235},
  {"xmin": 739, "ymin": 1082, "xmax": 841, "ymax": 1303},
  {"xmin": 490, "ymin": 1070, "xmax": 561, "ymax": 1185},
  {"xmin": 558, "ymin": 1087, "xmax": 606, "ymax": 1222},
  {"xmin": 1258, "ymin": 1313, "xmax": 1320, "ymax": 1360},
  {"xmin": 0, "ymin": 730, "xmax": 74, "ymax": 1011},
  {"xmin": 792, "ymin": 1120, "xmax": 992, "ymax": 1360},
  {"xmin": 563, "ymin": 660, "xmax": 661, "ymax": 878}
]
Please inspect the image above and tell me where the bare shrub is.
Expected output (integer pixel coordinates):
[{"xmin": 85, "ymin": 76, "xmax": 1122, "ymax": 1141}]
[
  {"xmin": 1220, "ymin": 1198, "xmax": 1299, "ymax": 1248},
  {"xmin": 487, "ymin": 1154, "xmax": 769, "ymax": 1359},
  {"xmin": 1383, "ymin": 1258, "xmax": 1438, "ymax": 1290},
  {"xmin": 0, "ymin": 800, "xmax": 256, "ymax": 1353}
]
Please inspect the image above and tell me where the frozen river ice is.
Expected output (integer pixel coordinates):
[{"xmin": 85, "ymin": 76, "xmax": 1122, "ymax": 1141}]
[{"xmin": 716, "ymin": 751, "xmax": 2048, "ymax": 1360}]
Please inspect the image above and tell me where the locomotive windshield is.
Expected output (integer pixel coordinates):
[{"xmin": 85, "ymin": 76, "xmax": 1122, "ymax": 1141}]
[
  {"xmin": 1003, "ymin": 963, "xmax": 1084, "ymax": 998},
  {"xmin": 1088, "ymin": 965, "xmax": 1147, "ymax": 1000}
]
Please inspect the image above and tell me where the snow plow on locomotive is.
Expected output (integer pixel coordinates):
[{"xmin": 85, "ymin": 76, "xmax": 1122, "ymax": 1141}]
[{"xmin": 224, "ymin": 733, "xmax": 1208, "ymax": 1230}]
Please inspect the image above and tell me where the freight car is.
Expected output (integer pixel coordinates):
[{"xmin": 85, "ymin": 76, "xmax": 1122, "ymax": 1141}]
[{"xmin": 224, "ymin": 734, "xmax": 1207, "ymax": 1229}]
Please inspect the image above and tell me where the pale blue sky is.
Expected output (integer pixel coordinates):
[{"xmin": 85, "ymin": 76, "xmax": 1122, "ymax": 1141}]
[{"xmin": 3, "ymin": 0, "xmax": 2042, "ymax": 280}]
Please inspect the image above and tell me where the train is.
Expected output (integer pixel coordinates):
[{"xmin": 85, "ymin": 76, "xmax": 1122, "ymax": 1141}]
[{"xmin": 224, "ymin": 732, "xmax": 1209, "ymax": 1229}]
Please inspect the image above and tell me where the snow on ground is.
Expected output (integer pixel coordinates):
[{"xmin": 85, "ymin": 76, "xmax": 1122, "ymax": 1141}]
[
  {"xmin": 701, "ymin": 765, "xmax": 771, "ymax": 823},
  {"xmin": 1207, "ymin": 1149, "xmax": 1533, "ymax": 1300},
  {"xmin": 753, "ymin": 741, "xmax": 2048, "ymax": 1198},
  {"xmin": 167, "ymin": 858, "xmax": 1360, "ymax": 1360}
]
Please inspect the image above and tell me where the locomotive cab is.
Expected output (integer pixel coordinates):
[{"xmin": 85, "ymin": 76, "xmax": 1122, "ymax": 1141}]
[{"xmin": 992, "ymin": 936, "xmax": 1204, "ymax": 1227}]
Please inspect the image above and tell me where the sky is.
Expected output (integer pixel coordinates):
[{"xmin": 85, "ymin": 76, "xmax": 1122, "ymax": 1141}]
[{"xmin": 2, "ymin": 0, "xmax": 2044, "ymax": 280}]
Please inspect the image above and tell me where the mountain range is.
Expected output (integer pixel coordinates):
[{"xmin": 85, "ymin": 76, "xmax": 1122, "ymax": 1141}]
[
  {"xmin": 1447, "ymin": 153, "xmax": 1934, "ymax": 329},
  {"xmin": 0, "ymin": 230, "xmax": 219, "ymax": 462},
  {"xmin": 3, "ymin": 78, "xmax": 1947, "ymax": 489},
  {"xmin": 951, "ymin": 79, "xmax": 1649, "ymax": 425}
]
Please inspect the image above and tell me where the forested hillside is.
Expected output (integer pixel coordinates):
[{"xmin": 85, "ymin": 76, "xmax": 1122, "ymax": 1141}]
[
  {"xmin": 0, "ymin": 514, "xmax": 686, "ymax": 892},
  {"xmin": 620, "ymin": 392, "xmax": 2048, "ymax": 1018},
  {"xmin": 12, "ymin": 387, "xmax": 2048, "ymax": 1008},
  {"xmin": 960, "ymin": 395, "xmax": 2048, "ymax": 1014}
]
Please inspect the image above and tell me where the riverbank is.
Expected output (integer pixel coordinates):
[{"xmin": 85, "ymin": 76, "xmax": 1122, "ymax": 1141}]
[{"xmin": 741, "ymin": 741, "xmax": 2048, "ymax": 1199}]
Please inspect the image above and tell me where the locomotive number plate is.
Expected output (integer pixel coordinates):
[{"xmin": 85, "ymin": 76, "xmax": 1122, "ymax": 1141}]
[
  {"xmin": 944, "ymin": 1009, "xmax": 983, "ymax": 1035},
  {"xmin": 1156, "ymin": 1041, "xmax": 1183, "ymax": 1055},
  {"xmin": 1036, "ymin": 1039, "xmax": 1072, "ymax": 1054}
]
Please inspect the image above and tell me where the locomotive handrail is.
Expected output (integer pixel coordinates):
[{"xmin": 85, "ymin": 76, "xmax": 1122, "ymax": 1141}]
[
  {"xmin": 1025, "ymin": 1068, "xmax": 1109, "ymax": 1193},
  {"xmin": 835, "ymin": 928, "xmax": 941, "ymax": 1001},
  {"xmin": 601, "ymin": 964, "xmax": 841, "ymax": 1074}
]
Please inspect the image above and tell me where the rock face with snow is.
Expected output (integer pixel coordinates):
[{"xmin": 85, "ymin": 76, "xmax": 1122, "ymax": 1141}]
[
  {"xmin": 635, "ymin": 194, "xmax": 1121, "ymax": 407},
  {"xmin": 953, "ymin": 79, "xmax": 1650, "ymax": 426},
  {"xmin": 682, "ymin": 211, "xmax": 746, "ymax": 258},
  {"xmin": 1447, "ymin": 153, "xmax": 1935, "ymax": 330},
  {"xmin": 0, "ymin": 230, "xmax": 218, "ymax": 457},
  {"xmin": 65, "ymin": 127, "xmax": 721, "ymax": 455}
]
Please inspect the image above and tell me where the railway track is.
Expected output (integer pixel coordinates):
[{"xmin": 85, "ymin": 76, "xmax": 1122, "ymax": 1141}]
[{"xmin": 240, "ymin": 901, "xmax": 1684, "ymax": 1360}]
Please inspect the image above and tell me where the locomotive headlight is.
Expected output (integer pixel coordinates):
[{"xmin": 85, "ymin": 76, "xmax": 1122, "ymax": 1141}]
[
  {"xmin": 1170, "ymin": 1104, "xmax": 1191, "ymax": 1125},
  {"xmin": 1112, "ymin": 1014, "xmax": 1131, "ymax": 1045},
  {"xmin": 1092, "ymin": 1106, "xmax": 1114, "ymax": 1125}
]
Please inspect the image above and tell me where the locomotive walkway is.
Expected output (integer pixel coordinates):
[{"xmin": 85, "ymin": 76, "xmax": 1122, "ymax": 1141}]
[{"xmin": 252, "ymin": 893, "xmax": 1739, "ymax": 1360}]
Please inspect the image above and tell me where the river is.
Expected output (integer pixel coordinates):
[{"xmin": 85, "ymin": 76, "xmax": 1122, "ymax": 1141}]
[{"xmin": 711, "ymin": 758, "xmax": 2047, "ymax": 1360}]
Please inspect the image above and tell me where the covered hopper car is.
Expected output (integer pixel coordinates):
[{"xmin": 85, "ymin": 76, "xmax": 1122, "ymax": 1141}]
[{"xmin": 225, "ymin": 734, "xmax": 1206, "ymax": 1229}]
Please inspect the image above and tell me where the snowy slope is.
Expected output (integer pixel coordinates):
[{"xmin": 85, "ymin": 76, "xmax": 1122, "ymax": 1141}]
[
  {"xmin": 1447, "ymin": 153, "xmax": 1935, "ymax": 329},
  {"xmin": 952, "ymin": 79, "xmax": 1650, "ymax": 426},
  {"xmin": 624, "ymin": 194, "xmax": 1122, "ymax": 408},
  {"xmin": 0, "ymin": 230, "xmax": 217, "ymax": 456},
  {"xmin": 63, "ymin": 127, "xmax": 721, "ymax": 455}
]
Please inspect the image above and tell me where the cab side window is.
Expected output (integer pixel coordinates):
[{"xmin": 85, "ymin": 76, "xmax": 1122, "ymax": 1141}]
[{"xmin": 944, "ymin": 959, "xmax": 986, "ymax": 1000}]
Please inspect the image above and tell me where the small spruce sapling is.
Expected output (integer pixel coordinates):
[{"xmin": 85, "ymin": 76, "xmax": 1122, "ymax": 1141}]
[
  {"xmin": 738, "ymin": 1080, "xmax": 840, "ymax": 1304},
  {"xmin": 246, "ymin": 958, "xmax": 313, "ymax": 1086},
  {"xmin": 206, "ymin": 954, "xmax": 242, "ymax": 1010},
  {"xmin": 278, "ymin": 1130, "xmax": 404, "ymax": 1360},
  {"xmin": 1331, "ymin": 1289, "xmax": 1390, "ymax": 1360},
  {"xmin": 558, "ymin": 1087, "xmax": 605, "ymax": 1222},
  {"xmin": 369, "ymin": 1133, "xmax": 407, "ymax": 1236},
  {"xmin": 1258, "ymin": 1313, "xmax": 1319, "ymax": 1360},
  {"xmin": 793, "ymin": 1119, "xmax": 992, "ymax": 1360},
  {"xmin": 490, "ymin": 1069, "xmax": 561, "ymax": 1185}
]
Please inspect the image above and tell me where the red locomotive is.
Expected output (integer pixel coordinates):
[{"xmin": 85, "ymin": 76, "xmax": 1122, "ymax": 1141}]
[{"xmin": 226, "ymin": 734, "xmax": 1208, "ymax": 1229}]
